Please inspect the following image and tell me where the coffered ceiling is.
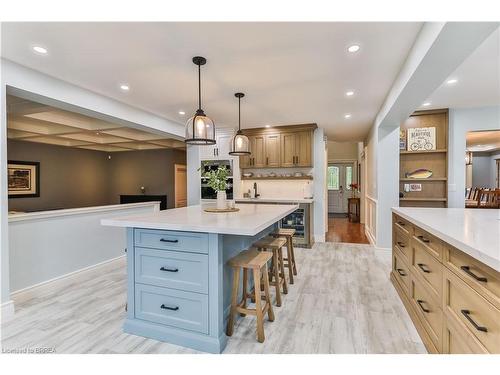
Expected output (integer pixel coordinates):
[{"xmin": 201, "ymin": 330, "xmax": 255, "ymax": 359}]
[
  {"xmin": 6, "ymin": 96, "xmax": 186, "ymax": 152},
  {"xmin": 466, "ymin": 130, "xmax": 500, "ymax": 153},
  {"xmin": 1, "ymin": 22, "xmax": 423, "ymax": 141}
]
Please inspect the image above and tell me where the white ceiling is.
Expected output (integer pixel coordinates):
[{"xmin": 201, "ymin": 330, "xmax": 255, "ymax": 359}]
[
  {"xmin": 1, "ymin": 22, "xmax": 423, "ymax": 141},
  {"xmin": 423, "ymin": 27, "xmax": 500, "ymax": 110},
  {"xmin": 6, "ymin": 96, "xmax": 186, "ymax": 152}
]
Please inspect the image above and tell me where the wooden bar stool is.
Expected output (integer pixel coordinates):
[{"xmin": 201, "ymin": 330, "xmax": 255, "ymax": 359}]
[
  {"xmin": 253, "ymin": 236, "xmax": 288, "ymax": 307},
  {"xmin": 226, "ymin": 249, "xmax": 274, "ymax": 343},
  {"xmin": 272, "ymin": 228, "xmax": 298, "ymax": 284}
]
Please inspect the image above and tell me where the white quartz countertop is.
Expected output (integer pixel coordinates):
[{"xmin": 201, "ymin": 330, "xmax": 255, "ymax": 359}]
[
  {"xmin": 101, "ymin": 203, "xmax": 298, "ymax": 236},
  {"xmin": 392, "ymin": 207, "xmax": 500, "ymax": 271},
  {"xmin": 235, "ymin": 197, "xmax": 313, "ymax": 204}
]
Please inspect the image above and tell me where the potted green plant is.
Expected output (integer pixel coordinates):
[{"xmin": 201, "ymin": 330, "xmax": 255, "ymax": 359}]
[{"xmin": 202, "ymin": 166, "xmax": 230, "ymax": 209}]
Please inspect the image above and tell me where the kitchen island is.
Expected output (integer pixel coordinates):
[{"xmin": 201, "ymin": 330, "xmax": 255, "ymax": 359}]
[
  {"xmin": 391, "ymin": 207, "xmax": 500, "ymax": 354},
  {"xmin": 101, "ymin": 203, "xmax": 297, "ymax": 353}
]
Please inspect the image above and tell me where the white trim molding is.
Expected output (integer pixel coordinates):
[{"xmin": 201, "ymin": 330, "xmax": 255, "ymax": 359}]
[{"xmin": 1, "ymin": 300, "xmax": 15, "ymax": 322}]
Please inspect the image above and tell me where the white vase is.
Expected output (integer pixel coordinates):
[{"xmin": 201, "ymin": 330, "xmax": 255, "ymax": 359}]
[{"xmin": 216, "ymin": 191, "xmax": 227, "ymax": 210}]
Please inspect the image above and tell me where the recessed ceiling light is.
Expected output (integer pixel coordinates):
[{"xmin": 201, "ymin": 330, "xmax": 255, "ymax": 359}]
[
  {"xmin": 120, "ymin": 84, "xmax": 130, "ymax": 91},
  {"xmin": 344, "ymin": 114, "xmax": 352, "ymax": 119},
  {"xmin": 265, "ymin": 125, "xmax": 271, "ymax": 128},
  {"xmin": 32, "ymin": 46, "xmax": 48, "ymax": 54},
  {"xmin": 446, "ymin": 79, "xmax": 458, "ymax": 85},
  {"xmin": 345, "ymin": 91, "xmax": 354, "ymax": 97},
  {"xmin": 178, "ymin": 111, "xmax": 186, "ymax": 115},
  {"xmin": 422, "ymin": 102, "xmax": 431, "ymax": 107},
  {"xmin": 347, "ymin": 44, "xmax": 360, "ymax": 53}
]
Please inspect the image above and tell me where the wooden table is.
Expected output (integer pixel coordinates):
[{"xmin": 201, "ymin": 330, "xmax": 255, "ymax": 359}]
[{"xmin": 348, "ymin": 197, "xmax": 360, "ymax": 223}]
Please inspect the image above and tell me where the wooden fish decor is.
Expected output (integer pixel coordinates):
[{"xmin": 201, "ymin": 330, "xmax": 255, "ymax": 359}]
[{"xmin": 405, "ymin": 168, "xmax": 433, "ymax": 179}]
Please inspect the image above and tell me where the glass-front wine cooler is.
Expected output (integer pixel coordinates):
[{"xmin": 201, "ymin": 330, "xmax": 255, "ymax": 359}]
[{"xmin": 278, "ymin": 203, "xmax": 311, "ymax": 248}]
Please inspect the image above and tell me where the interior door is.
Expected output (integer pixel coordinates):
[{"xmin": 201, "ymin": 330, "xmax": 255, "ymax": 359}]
[
  {"xmin": 174, "ymin": 164, "xmax": 187, "ymax": 208},
  {"xmin": 327, "ymin": 162, "xmax": 353, "ymax": 213}
]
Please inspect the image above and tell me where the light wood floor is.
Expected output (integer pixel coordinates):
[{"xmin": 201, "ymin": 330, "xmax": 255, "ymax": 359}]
[{"xmin": 1, "ymin": 242, "xmax": 425, "ymax": 354}]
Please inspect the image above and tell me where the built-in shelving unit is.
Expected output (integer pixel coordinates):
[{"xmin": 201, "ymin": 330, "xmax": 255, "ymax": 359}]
[
  {"xmin": 399, "ymin": 109, "xmax": 448, "ymax": 208},
  {"xmin": 241, "ymin": 176, "xmax": 313, "ymax": 181}
]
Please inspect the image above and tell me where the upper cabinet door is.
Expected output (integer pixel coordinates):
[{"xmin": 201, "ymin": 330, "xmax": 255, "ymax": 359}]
[
  {"xmin": 199, "ymin": 143, "xmax": 217, "ymax": 160},
  {"xmin": 216, "ymin": 133, "xmax": 233, "ymax": 159},
  {"xmin": 253, "ymin": 135, "xmax": 266, "ymax": 168},
  {"xmin": 265, "ymin": 134, "xmax": 280, "ymax": 167},
  {"xmin": 295, "ymin": 131, "xmax": 312, "ymax": 167},
  {"xmin": 280, "ymin": 132, "xmax": 296, "ymax": 167},
  {"xmin": 239, "ymin": 135, "xmax": 252, "ymax": 168}
]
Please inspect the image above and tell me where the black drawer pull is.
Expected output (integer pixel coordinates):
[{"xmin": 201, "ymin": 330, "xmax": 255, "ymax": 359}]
[
  {"xmin": 416, "ymin": 299, "xmax": 430, "ymax": 313},
  {"xmin": 460, "ymin": 266, "xmax": 487, "ymax": 282},
  {"xmin": 397, "ymin": 241, "xmax": 406, "ymax": 248},
  {"xmin": 160, "ymin": 304, "xmax": 179, "ymax": 311},
  {"xmin": 160, "ymin": 238, "xmax": 179, "ymax": 243},
  {"xmin": 396, "ymin": 268, "xmax": 407, "ymax": 277},
  {"xmin": 417, "ymin": 235, "xmax": 430, "ymax": 243},
  {"xmin": 417, "ymin": 263, "xmax": 431, "ymax": 273},
  {"xmin": 461, "ymin": 309, "xmax": 487, "ymax": 332},
  {"xmin": 160, "ymin": 267, "xmax": 179, "ymax": 273},
  {"xmin": 397, "ymin": 221, "xmax": 405, "ymax": 226}
]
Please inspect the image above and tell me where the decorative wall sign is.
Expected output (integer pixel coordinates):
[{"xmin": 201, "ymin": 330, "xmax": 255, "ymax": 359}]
[
  {"xmin": 399, "ymin": 128, "xmax": 407, "ymax": 150},
  {"xmin": 8, "ymin": 161, "xmax": 40, "ymax": 198},
  {"xmin": 404, "ymin": 183, "xmax": 422, "ymax": 192},
  {"xmin": 405, "ymin": 168, "xmax": 433, "ymax": 179},
  {"xmin": 407, "ymin": 127, "xmax": 436, "ymax": 151}
]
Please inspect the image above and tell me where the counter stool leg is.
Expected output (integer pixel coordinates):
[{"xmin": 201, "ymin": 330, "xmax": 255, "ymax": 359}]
[
  {"xmin": 290, "ymin": 238, "xmax": 298, "ymax": 276},
  {"xmin": 240, "ymin": 268, "xmax": 248, "ymax": 317},
  {"xmin": 272, "ymin": 249, "xmax": 282, "ymax": 307},
  {"xmin": 279, "ymin": 247, "xmax": 288, "ymax": 294},
  {"xmin": 253, "ymin": 268, "xmax": 265, "ymax": 343},
  {"xmin": 286, "ymin": 237, "xmax": 294, "ymax": 284},
  {"xmin": 226, "ymin": 267, "xmax": 241, "ymax": 337},
  {"xmin": 262, "ymin": 264, "xmax": 274, "ymax": 322}
]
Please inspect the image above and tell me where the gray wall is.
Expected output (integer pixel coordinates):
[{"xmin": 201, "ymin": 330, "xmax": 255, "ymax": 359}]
[
  {"xmin": 471, "ymin": 153, "xmax": 492, "ymax": 188},
  {"xmin": 7, "ymin": 139, "xmax": 186, "ymax": 211},
  {"xmin": 8, "ymin": 139, "xmax": 110, "ymax": 212},
  {"xmin": 107, "ymin": 148, "xmax": 186, "ymax": 208}
]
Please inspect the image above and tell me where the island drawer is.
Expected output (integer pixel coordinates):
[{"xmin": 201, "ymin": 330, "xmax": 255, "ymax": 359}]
[
  {"xmin": 413, "ymin": 227, "xmax": 443, "ymax": 260},
  {"xmin": 411, "ymin": 241, "xmax": 442, "ymax": 302},
  {"xmin": 394, "ymin": 229, "xmax": 411, "ymax": 263},
  {"xmin": 135, "ymin": 283, "xmax": 209, "ymax": 334},
  {"xmin": 443, "ymin": 316, "xmax": 489, "ymax": 354},
  {"xmin": 443, "ymin": 268, "xmax": 500, "ymax": 353},
  {"xmin": 409, "ymin": 277, "xmax": 443, "ymax": 352},
  {"xmin": 134, "ymin": 229, "xmax": 209, "ymax": 254},
  {"xmin": 135, "ymin": 247, "xmax": 208, "ymax": 294},
  {"xmin": 445, "ymin": 246, "xmax": 500, "ymax": 310},
  {"xmin": 393, "ymin": 247, "xmax": 410, "ymax": 296},
  {"xmin": 394, "ymin": 215, "xmax": 412, "ymax": 236}
]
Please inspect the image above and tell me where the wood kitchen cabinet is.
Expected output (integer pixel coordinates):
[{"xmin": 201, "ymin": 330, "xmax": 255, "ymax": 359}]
[{"xmin": 240, "ymin": 123, "xmax": 316, "ymax": 169}]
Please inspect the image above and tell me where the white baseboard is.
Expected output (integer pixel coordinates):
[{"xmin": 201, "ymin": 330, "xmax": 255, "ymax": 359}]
[
  {"xmin": 11, "ymin": 255, "xmax": 126, "ymax": 304},
  {"xmin": 314, "ymin": 233, "xmax": 326, "ymax": 243},
  {"xmin": 1, "ymin": 300, "xmax": 15, "ymax": 322},
  {"xmin": 365, "ymin": 227, "xmax": 376, "ymax": 246}
]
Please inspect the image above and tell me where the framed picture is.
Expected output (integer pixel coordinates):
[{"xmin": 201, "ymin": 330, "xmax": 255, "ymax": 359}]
[
  {"xmin": 407, "ymin": 127, "xmax": 436, "ymax": 151},
  {"xmin": 8, "ymin": 161, "xmax": 40, "ymax": 198}
]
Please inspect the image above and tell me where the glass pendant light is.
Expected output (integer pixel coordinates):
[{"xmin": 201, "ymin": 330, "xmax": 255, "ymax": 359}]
[
  {"xmin": 229, "ymin": 92, "xmax": 251, "ymax": 156},
  {"xmin": 185, "ymin": 56, "xmax": 216, "ymax": 145}
]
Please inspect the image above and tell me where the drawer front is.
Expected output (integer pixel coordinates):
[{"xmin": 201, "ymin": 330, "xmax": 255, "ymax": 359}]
[
  {"xmin": 410, "ymin": 277, "xmax": 443, "ymax": 351},
  {"xmin": 412, "ymin": 241, "xmax": 443, "ymax": 302},
  {"xmin": 445, "ymin": 246, "xmax": 500, "ymax": 310},
  {"xmin": 444, "ymin": 268, "xmax": 500, "ymax": 353},
  {"xmin": 394, "ymin": 229, "xmax": 411, "ymax": 263},
  {"xmin": 413, "ymin": 227, "xmax": 442, "ymax": 260},
  {"xmin": 394, "ymin": 215, "xmax": 412, "ymax": 236},
  {"xmin": 443, "ymin": 314, "xmax": 489, "ymax": 354},
  {"xmin": 135, "ymin": 247, "xmax": 208, "ymax": 294},
  {"xmin": 134, "ymin": 229, "xmax": 208, "ymax": 254},
  {"xmin": 135, "ymin": 283, "xmax": 209, "ymax": 334},
  {"xmin": 393, "ymin": 248, "xmax": 410, "ymax": 296}
]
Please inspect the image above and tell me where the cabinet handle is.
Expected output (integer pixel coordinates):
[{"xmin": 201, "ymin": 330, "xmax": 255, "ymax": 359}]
[
  {"xmin": 461, "ymin": 309, "xmax": 487, "ymax": 332},
  {"xmin": 160, "ymin": 238, "xmax": 179, "ymax": 243},
  {"xmin": 417, "ymin": 263, "xmax": 431, "ymax": 273},
  {"xmin": 417, "ymin": 235, "xmax": 430, "ymax": 243},
  {"xmin": 295, "ymin": 155, "xmax": 299, "ymax": 164},
  {"xmin": 160, "ymin": 304, "xmax": 179, "ymax": 311},
  {"xmin": 396, "ymin": 241, "xmax": 406, "ymax": 248},
  {"xmin": 460, "ymin": 266, "xmax": 487, "ymax": 282},
  {"xmin": 396, "ymin": 268, "xmax": 406, "ymax": 277},
  {"xmin": 266, "ymin": 157, "xmax": 269, "ymax": 165},
  {"xmin": 416, "ymin": 299, "xmax": 430, "ymax": 313},
  {"xmin": 397, "ymin": 221, "xmax": 405, "ymax": 227},
  {"xmin": 160, "ymin": 267, "xmax": 179, "ymax": 272}
]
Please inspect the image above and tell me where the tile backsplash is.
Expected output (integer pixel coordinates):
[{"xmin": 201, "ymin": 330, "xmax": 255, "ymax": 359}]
[{"xmin": 240, "ymin": 179, "xmax": 313, "ymax": 199}]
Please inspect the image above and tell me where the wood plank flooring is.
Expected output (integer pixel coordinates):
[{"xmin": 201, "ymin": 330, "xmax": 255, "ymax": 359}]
[
  {"xmin": 1, "ymin": 242, "xmax": 425, "ymax": 354},
  {"xmin": 326, "ymin": 215, "xmax": 370, "ymax": 244}
]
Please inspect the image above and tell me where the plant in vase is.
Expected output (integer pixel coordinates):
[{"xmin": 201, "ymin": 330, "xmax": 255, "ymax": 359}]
[
  {"xmin": 201, "ymin": 165, "xmax": 229, "ymax": 209},
  {"xmin": 349, "ymin": 183, "xmax": 359, "ymax": 198}
]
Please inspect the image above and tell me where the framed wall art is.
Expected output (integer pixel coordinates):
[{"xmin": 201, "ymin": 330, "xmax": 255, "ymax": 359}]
[{"xmin": 8, "ymin": 160, "xmax": 40, "ymax": 198}]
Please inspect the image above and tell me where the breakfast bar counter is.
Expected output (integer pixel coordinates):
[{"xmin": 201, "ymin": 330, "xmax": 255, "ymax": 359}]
[{"xmin": 101, "ymin": 203, "xmax": 297, "ymax": 353}]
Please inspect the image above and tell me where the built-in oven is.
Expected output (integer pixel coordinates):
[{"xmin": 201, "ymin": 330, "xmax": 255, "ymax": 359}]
[{"xmin": 200, "ymin": 160, "xmax": 233, "ymax": 200}]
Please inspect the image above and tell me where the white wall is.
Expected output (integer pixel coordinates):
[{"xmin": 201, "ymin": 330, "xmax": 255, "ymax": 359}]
[
  {"xmin": 448, "ymin": 106, "xmax": 500, "ymax": 207},
  {"xmin": 328, "ymin": 141, "xmax": 358, "ymax": 161},
  {"xmin": 8, "ymin": 203, "xmax": 158, "ymax": 294},
  {"xmin": 313, "ymin": 128, "xmax": 327, "ymax": 242}
]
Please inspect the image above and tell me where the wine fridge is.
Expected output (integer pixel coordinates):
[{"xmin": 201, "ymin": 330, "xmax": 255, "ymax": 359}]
[{"xmin": 279, "ymin": 203, "xmax": 311, "ymax": 248}]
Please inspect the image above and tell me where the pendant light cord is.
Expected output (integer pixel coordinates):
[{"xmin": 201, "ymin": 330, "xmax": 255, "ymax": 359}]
[
  {"xmin": 238, "ymin": 96, "xmax": 241, "ymax": 130},
  {"xmin": 198, "ymin": 64, "xmax": 202, "ymax": 110}
]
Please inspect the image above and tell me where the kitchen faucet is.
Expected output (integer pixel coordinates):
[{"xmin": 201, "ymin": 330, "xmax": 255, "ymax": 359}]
[{"xmin": 253, "ymin": 182, "xmax": 260, "ymax": 198}]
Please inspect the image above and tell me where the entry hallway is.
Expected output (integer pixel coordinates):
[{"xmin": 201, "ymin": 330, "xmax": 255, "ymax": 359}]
[{"xmin": 1, "ymin": 243, "xmax": 425, "ymax": 354}]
